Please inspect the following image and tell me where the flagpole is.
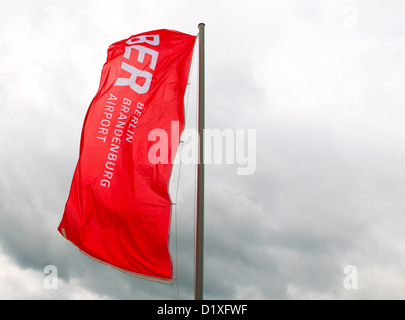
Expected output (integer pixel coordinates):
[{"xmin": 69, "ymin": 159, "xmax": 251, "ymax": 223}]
[{"xmin": 195, "ymin": 22, "xmax": 205, "ymax": 301}]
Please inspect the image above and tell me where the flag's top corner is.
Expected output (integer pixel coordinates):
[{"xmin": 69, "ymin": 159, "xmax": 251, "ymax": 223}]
[
  {"xmin": 130, "ymin": 28, "xmax": 196, "ymax": 38},
  {"xmin": 109, "ymin": 28, "xmax": 196, "ymax": 49}
]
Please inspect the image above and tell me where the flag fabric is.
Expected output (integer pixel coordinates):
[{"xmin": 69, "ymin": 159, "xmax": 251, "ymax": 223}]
[{"xmin": 58, "ymin": 29, "xmax": 196, "ymax": 283}]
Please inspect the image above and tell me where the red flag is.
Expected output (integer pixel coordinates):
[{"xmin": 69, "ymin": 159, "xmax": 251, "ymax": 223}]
[{"xmin": 58, "ymin": 29, "xmax": 196, "ymax": 283}]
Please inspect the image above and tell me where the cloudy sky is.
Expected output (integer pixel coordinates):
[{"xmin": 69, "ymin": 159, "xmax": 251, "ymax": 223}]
[{"xmin": 1, "ymin": 0, "xmax": 405, "ymax": 300}]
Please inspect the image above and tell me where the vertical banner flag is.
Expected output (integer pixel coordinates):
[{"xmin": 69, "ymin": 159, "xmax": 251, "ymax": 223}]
[{"xmin": 58, "ymin": 29, "xmax": 196, "ymax": 283}]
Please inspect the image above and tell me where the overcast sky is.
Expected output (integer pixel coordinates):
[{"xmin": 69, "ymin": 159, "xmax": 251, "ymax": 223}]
[{"xmin": 1, "ymin": 0, "xmax": 405, "ymax": 300}]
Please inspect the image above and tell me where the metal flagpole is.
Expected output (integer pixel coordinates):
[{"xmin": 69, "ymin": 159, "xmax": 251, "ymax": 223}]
[{"xmin": 195, "ymin": 22, "xmax": 205, "ymax": 300}]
